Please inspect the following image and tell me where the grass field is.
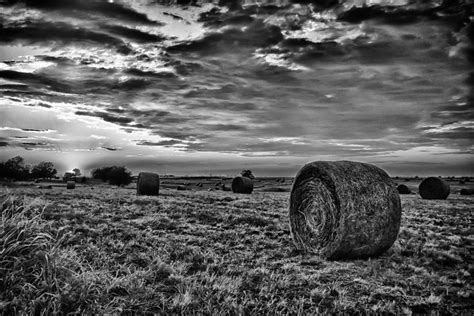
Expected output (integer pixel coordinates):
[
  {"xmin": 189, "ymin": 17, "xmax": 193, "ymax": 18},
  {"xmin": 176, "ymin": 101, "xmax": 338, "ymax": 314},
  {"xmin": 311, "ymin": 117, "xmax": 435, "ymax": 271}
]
[{"xmin": 1, "ymin": 178, "xmax": 473, "ymax": 314}]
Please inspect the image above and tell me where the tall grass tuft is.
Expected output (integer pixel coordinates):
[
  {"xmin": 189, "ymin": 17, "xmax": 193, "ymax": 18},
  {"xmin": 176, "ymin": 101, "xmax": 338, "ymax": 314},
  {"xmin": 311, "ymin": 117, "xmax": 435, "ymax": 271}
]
[{"xmin": 0, "ymin": 196, "xmax": 60, "ymax": 314}]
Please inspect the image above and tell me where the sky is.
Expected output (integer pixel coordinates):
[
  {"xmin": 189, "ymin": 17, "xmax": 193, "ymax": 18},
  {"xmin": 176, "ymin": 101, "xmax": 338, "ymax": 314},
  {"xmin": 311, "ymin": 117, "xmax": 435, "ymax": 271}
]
[{"xmin": 0, "ymin": 0, "xmax": 473, "ymax": 177}]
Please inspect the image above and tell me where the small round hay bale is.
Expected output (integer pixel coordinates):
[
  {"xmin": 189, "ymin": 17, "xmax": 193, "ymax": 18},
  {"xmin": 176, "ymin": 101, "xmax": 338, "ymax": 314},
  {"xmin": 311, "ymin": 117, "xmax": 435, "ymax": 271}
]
[
  {"xmin": 419, "ymin": 177, "xmax": 450, "ymax": 200},
  {"xmin": 289, "ymin": 161, "xmax": 401, "ymax": 260},
  {"xmin": 396, "ymin": 184, "xmax": 411, "ymax": 194},
  {"xmin": 222, "ymin": 184, "xmax": 231, "ymax": 191},
  {"xmin": 177, "ymin": 185, "xmax": 186, "ymax": 191},
  {"xmin": 460, "ymin": 188, "xmax": 474, "ymax": 195},
  {"xmin": 231, "ymin": 176, "xmax": 253, "ymax": 194},
  {"xmin": 137, "ymin": 172, "xmax": 160, "ymax": 196},
  {"xmin": 66, "ymin": 181, "xmax": 75, "ymax": 189}
]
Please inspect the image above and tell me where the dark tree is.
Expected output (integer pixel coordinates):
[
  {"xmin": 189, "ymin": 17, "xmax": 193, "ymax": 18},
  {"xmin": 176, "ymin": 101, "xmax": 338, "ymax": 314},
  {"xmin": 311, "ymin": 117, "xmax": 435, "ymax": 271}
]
[
  {"xmin": 0, "ymin": 156, "xmax": 30, "ymax": 180},
  {"xmin": 92, "ymin": 166, "xmax": 132, "ymax": 186},
  {"xmin": 240, "ymin": 169, "xmax": 255, "ymax": 180},
  {"xmin": 91, "ymin": 167, "xmax": 113, "ymax": 181},
  {"xmin": 31, "ymin": 161, "xmax": 57, "ymax": 179},
  {"xmin": 107, "ymin": 166, "xmax": 132, "ymax": 187}
]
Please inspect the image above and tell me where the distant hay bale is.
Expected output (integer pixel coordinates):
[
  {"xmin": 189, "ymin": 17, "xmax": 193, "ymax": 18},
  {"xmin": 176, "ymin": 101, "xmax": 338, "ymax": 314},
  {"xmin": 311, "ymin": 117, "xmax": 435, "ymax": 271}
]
[
  {"xmin": 396, "ymin": 184, "xmax": 411, "ymax": 194},
  {"xmin": 289, "ymin": 161, "xmax": 401, "ymax": 260},
  {"xmin": 222, "ymin": 184, "xmax": 231, "ymax": 191},
  {"xmin": 262, "ymin": 186, "xmax": 290, "ymax": 193},
  {"xmin": 136, "ymin": 172, "xmax": 160, "ymax": 196},
  {"xmin": 177, "ymin": 185, "xmax": 186, "ymax": 191},
  {"xmin": 231, "ymin": 176, "xmax": 253, "ymax": 194},
  {"xmin": 419, "ymin": 177, "xmax": 450, "ymax": 200},
  {"xmin": 460, "ymin": 188, "xmax": 474, "ymax": 195},
  {"xmin": 66, "ymin": 181, "xmax": 75, "ymax": 189}
]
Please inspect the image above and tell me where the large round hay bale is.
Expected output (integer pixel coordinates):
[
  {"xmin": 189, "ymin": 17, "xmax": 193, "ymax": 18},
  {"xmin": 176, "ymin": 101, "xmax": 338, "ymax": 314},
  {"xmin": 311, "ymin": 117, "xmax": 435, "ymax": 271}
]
[
  {"xmin": 66, "ymin": 181, "xmax": 75, "ymax": 189},
  {"xmin": 231, "ymin": 176, "xmax": 253, "ymax": 194},
  {"xmin": 137, "ymin": 172, "xmax": 160, "ymax": 196},
  {"xmin": 396, "ymin": 184, "xmax": 411, "ymax": 194},
  {"xmin": 418, "ymin": 177, "xmax": 450, "ymax": 200},
  {"xmin": 289, "ymin": 161, "xmax": 401, "ymax": 260}
]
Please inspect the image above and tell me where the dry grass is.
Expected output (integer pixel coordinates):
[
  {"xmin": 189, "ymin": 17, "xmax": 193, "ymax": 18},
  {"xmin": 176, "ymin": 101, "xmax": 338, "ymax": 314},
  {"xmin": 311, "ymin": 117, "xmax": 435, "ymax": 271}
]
[{"xmin": 0, "ymin": 183, "xmax": 472, "ymax": 314}]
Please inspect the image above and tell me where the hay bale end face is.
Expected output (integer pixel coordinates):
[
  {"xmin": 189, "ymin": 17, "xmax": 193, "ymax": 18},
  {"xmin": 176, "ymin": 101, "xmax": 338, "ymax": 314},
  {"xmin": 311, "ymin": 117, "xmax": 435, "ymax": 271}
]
[
  {"xmin": 289, "ymin": 161, "xmax": 401, "ymax": 260},
  {"xmin": 419, "ymin": 177, "xmax": 450, "ymax": 200},
  {"xmin": 137, "ymin": 172, "xmax": 160, "ymax": 196},
  {"xmin": 66, "ymin": 181, "xmax": 75, "ymax": 189},
  {"xmin": 396, "ymin": 184, "xmax": 411, "ymax": 194},
  {"xmin": 231, "ymin": 176, "xmax": 253, "ymax": 194}
]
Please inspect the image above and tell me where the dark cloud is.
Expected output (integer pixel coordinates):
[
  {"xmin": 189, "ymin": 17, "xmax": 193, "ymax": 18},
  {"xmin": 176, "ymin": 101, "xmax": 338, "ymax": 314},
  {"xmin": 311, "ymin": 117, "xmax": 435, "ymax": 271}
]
[
  {"xmin": 337, "ymin": 5, "xmax": 431, "ymax": 24},
  {"xmin": 205, "ymin": 124, "xmax": 250, "ymax": 132},
  {"xmin": 163, "ymin": 12, "xmax": 186, "ymax": 22},
  {"xmin": 0, "ymin": 70, "xmax": 71, "ymax": 93},
  {"xmin": 423, "ymin": 127, "xmax": 474, "ymax": 140},
  {"xmin": 2, "ymin": 0, "xmax": 160, "ymax": 25},
  {"xmin": 21, "ymin": 128, "xmax": 49, "ymax": 132},
  {"xmin": 199, "ymin": 11, "xmax": 255, "ymax": 27},
  {"xmin": 75, "ymin": 111, "xmax": 133, "ymax": 125},
  {"xmin": 1, "ymin": 21, "xmax": 132, "ymax": 54},
  {"xmin": 431, "ymin": 103, "xmax": 474, "ymax": 120},
  {"xmin": 22, "ymin": 142, "xmax": 48, "ymax": 146},
  {"xmin": 102, "ymin": 146, "xmax": 120, "ymax": 151},
  {"xmin": 168, "ymin": 20, "xmax": 283, "ymax": 54},
  {"xmin": 278, "ymin": 39, "xmax": 348, "ymax": 64},
  {"xmin": 137, "ymin": 139, "xmax": 183, "ymax": 146},
  {"xmin": 183, "ymin": 100, "xmax": 260, "ymax": 112},
  {"xmin": 336, "ymin": 1, "xmax": 473, "ymax": 26}
]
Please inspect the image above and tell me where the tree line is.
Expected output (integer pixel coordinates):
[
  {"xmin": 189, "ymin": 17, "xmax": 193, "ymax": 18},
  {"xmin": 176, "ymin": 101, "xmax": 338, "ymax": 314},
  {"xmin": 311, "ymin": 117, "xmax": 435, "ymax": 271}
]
[
  {"xmin": 0, "ymin": 156, "xmax": 57, "ymax": 180},
  {"xmin": 0, "ymin": 156, "xmax": 132, "ymax": 186}
]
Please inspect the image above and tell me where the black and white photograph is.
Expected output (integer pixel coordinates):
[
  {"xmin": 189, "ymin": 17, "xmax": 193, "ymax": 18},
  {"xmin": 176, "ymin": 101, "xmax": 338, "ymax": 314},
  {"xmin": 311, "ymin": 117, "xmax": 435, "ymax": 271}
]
[{"xmin": 0, "ymin": 0, "xmax": 472, "ymax": 313}]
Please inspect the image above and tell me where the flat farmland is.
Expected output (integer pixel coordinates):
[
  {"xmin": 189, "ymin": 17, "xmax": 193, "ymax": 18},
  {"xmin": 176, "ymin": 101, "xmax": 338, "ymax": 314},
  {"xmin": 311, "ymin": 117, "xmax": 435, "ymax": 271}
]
[{"xmin": 1, "ymin": 179, "xmax": 473, "ymax": 314}]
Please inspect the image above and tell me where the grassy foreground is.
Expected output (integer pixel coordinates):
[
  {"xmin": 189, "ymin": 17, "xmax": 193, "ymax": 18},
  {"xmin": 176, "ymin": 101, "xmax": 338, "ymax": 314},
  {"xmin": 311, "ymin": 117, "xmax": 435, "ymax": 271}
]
[{"xmin": 0, "ymin": 185, "xmax": 473, "ymax": 314}]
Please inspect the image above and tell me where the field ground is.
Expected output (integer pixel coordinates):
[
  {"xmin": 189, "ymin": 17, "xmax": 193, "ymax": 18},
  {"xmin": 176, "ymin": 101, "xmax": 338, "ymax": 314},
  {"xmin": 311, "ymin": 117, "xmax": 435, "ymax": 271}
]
[{"xmin": 1, "ymin": 177, "xmax": 473, "ymax": 314}]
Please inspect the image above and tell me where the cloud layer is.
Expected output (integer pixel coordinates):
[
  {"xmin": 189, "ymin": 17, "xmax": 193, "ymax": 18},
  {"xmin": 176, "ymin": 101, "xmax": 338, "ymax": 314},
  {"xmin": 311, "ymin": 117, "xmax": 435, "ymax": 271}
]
[{"xmin": 0, "ymin": 0, "xmax": 473, "ymax": 175}]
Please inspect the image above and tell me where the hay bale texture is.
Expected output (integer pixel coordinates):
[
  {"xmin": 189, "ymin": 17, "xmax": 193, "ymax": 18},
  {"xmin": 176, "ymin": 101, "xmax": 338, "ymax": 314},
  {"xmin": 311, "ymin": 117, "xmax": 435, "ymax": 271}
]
[
  {"xmin": 137, "ymin": 172, "xmax": 160, "ymax": 196},
  {"xmin": 232, "ymin": 176, "xmax": 253, "ymax": 194},
  {"xmin": 289, "ymin": 161, "xmax": 401, "ymax": 260},
  {"xmin": 66, "ymin": 181, "xmax": 75, "ymax": 189},
  {"xmin": 396, "ymin": 184, "xmax": 411, "ymax": 194},
  {"xmin": 419, "ymin": 177, "xmax": 450, "ymax": 200}
]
